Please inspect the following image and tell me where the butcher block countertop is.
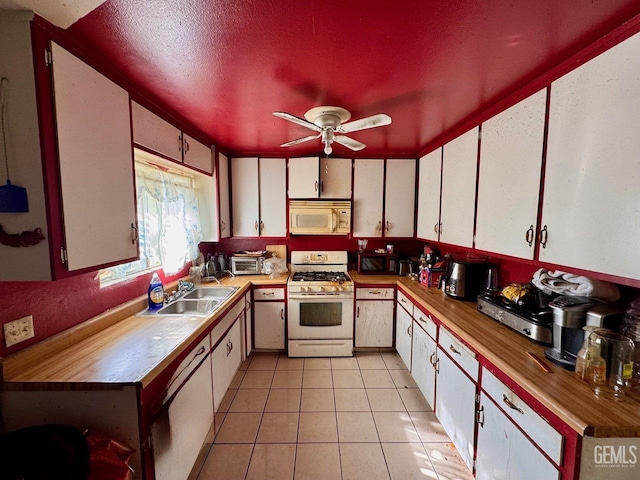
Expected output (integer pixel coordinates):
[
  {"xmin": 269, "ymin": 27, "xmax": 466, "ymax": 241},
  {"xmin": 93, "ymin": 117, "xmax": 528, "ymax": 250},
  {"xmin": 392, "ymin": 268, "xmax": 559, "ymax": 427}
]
[
  {"xmin": 2, "ymin": 271, "xmax": 639, "ymax": 438},
  {"xmin": 352, "ymin": 272, "xmax": 640, "ymax": 438},
  {"xmin": 0, "ymin": 274, "xmax": 287, "ymax": 389}
]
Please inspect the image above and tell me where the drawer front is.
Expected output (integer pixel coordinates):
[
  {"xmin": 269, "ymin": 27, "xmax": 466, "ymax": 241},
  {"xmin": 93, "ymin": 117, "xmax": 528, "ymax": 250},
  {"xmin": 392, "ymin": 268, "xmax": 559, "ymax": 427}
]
[
  {"xmin": 253, "ymin": 287, "xmax": 285, "ymax": 301},
  {"xmin": 482, "ymin": 368, "xmax": 563, "ymax": 465},
  {"xmin": 166, "ymin": 335, "xmax": 211, "ymax": 400},
  {"xmin": 413, "ymin": 308, "xmax": 437, "ymax": 340},
  {"xmin": 395, "ymin": 290, "xmax": 414, "ymax": 316},
  {"xmin": 356, "ymin": 287, "xmax": 395, "ymax": 300},
  {"xmin": 439, "ymin": 328, "xmax": 479, "ymax": 381}
]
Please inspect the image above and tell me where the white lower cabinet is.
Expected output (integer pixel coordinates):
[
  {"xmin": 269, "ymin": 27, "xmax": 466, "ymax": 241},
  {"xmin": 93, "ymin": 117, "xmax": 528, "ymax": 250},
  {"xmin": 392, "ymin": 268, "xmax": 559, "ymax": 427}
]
[
  {"xmin": 355, "ymin": 300, "xmax": 394, "ymax": 347},
  {"xmin": 395, "ymin": 302, "xmax": 413, "ymax": 370},
  {"xmin": 212, "ymin": 320, "xmax": 242, "ymax": 412},
  {"xmin": 435, "ymin": 328, "xmax": 478, "ymax": 471},
  {"xmin": 411, "ymin": 320, "xmax": 437, "ymax": 408},
  {"xmin": 243, "ymin": 291, "xmax": 253, "ymax": 358},
  {"xmin": 476, "ymin": 368, "xmax": 562, "ymax": 480},
  {"xmin": 254, "ymin": 297, "xmax": 285, "ymax": 350},
  {"xmin": 151, "ymin": 338, "xmax": 214, "ymax": 480}
]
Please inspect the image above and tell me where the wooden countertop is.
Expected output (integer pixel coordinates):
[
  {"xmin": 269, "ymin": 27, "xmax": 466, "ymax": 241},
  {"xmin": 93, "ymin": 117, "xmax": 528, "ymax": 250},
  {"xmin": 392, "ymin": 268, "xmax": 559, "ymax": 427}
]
[
  {"xmin": 351, "ymin": 273, "xmax": 640, "ymax": 438},
  {"xmin": 0, "ymin": 274, "xmax": 286, "ymax": 389},
  {"xmin": 3, "ymin": 271, "xmax": 639, "ymax": 437}
]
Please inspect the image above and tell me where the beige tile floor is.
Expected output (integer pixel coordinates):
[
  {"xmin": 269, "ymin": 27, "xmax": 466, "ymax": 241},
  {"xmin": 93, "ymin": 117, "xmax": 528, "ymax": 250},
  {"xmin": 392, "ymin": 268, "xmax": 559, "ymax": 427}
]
[{"xmin": 194, "ymin": 352, "xmax": 474, "ymax": 480}]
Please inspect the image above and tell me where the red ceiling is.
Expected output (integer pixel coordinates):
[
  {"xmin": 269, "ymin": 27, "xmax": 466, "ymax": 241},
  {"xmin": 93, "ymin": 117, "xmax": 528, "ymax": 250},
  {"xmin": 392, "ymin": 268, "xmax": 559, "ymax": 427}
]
[{"xmin": 63, "ymin": 0, "xmax": 640, "ymax": 157}]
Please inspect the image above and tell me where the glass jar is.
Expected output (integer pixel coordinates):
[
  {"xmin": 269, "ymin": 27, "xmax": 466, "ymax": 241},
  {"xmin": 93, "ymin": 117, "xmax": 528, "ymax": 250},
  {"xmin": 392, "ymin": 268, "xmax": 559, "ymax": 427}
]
[
  {"xmin": 587, "ymin": 329, "xmax": 635, "ymax": 400},
  {"xmin": 575, "ymin": 326, "xmax": 601, "ymax": 382},
  {"xmin": 621, "ymin": 299, "xmax": 640, "ymax": 395}
]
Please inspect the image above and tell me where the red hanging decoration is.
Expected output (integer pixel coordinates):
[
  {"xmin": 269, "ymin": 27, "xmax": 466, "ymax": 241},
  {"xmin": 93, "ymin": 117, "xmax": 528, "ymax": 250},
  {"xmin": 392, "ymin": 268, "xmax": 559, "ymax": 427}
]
[{"xmin": 0, "ymin": 224, "xmax": 44, "ymax": 247}]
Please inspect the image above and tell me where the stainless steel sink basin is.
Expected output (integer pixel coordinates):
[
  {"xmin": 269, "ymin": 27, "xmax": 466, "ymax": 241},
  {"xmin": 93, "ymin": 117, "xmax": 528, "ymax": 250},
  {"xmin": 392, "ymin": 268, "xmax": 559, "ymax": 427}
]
[
  {"xmin": 155, "ymin": 298, "xmax": 221, "ymax": 316},
  {"xmin": 183, "ymin": 286, "xmax": 239, "ymax": 300}
]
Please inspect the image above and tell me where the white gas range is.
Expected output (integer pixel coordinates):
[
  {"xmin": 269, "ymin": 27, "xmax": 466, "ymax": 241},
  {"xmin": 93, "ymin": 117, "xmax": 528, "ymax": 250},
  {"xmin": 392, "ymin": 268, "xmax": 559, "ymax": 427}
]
[{"xmin": 287, "ymin": 251, "xmax": 354, "ymax": 357}]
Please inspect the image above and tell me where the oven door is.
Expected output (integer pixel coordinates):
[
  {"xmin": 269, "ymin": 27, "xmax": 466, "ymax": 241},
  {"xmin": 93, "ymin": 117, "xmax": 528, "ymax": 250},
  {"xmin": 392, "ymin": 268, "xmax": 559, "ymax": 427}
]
[{"xmin": 287, "ymin": 294, "xmax": 354, "ymax": 340}]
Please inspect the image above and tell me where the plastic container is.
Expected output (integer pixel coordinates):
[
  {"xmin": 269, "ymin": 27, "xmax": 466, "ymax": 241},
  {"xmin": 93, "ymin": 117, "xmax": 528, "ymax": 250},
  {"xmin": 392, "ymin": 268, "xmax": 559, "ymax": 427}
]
[{"xmin": 148, "ymin": 273, "xmax": 164, "ymax": 310}]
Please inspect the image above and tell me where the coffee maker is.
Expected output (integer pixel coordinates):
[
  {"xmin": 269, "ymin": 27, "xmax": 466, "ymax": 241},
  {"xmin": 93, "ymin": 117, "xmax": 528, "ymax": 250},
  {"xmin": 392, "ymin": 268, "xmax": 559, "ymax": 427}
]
[{"xmin": 545, "ymin": 296, "xmax": 600, "ymax": 370}]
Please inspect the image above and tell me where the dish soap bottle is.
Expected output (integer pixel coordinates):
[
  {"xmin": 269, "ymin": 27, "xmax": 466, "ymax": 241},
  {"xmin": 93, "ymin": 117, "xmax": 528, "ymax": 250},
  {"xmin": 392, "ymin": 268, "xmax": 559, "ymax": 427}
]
[{"xmin": 148, "ymin": 273, "xmax": 164, "ymax": 310}]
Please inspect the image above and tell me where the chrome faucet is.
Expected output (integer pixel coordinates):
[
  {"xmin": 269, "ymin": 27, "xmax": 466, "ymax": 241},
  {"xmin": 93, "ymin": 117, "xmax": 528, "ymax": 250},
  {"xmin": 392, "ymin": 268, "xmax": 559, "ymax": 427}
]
[{"xmin": 164, "ymin": 280, "xmax": 195, "ymax": 303}]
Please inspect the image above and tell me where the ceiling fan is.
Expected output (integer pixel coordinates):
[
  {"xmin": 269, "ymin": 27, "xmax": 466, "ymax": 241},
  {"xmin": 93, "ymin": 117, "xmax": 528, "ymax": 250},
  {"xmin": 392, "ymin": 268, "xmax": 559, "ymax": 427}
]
[{"xmin": 273, "ymin": 106, "xmax": 392, "ymax": 155}]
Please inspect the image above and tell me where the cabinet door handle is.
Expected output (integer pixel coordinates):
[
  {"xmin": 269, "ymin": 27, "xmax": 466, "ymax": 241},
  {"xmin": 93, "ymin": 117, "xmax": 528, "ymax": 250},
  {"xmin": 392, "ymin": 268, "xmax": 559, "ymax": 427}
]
[
  {"xmin": 130, "ymin": 223, "xmax": 138, "ymax": 244},
  {"xmin": 178, "ymin": 135, "xmax": 183, "ymax": 152},
  {"xmin": 315, "ymin": 180, "xmax": 318, "ymax": 192},
  {"xmin": 407, "ymin": 325, "xmax": 412, "ymax": 337},
  {"xmin": 229, "ymin": 340, "xmax": 233, "ymax": 353},
  {"xmin": 370, "ymin": 290, "xmax": 381, "ymax": 295},
  {"xmin": 357, "ymin": 306, "xmax": 360, "ymax": 318},
  {"xmin": 429, "ymin": 352, "xmax": 436, "ymax": 366},
  {"xmin": 525, "ymin": 225, "xmax": 534, "ymax": 247},
  {"xmin": 539, "ymin": 225, "xmax": 548, "ymax": 248},
  {"xmin": 377, "ymin": 221, "xmax": 382, "ymax": 232},
  {"xmin": 262, "ymin": 291, "xmax": 275, "ymax": 296},
  {"xmin": 449, "ymin": 344, "xmax": 461, "ymax": 356},
  {"xmin": 476, "ymin": 405, "xmax": 485, "ymax": 427},
  {"xmin": 502, "ymin": 394, "xmax": 524, "ymax": 414},
  {"xmin": 320, "ymin": 180, "xmax": 324, "ymax": 193},
  {"xmin": 260, "ymin": 221, "xmax": 264, "ymax": 232},
  {"xmin": 385, "ymin": 221, "xmax": 391, "ymax": 232},
  {"xmin": 434, "ymin": 222, "xmax": 439, "ymax": 234},
  {"xmin": 184, "ymin": 139, "xmax": 190, "ymax": 154},
  {"xmin": 434, "ymin": 357, "xmax": 439, "ymax": 374},
  {"xmin": 254, "ymin": 221, "xmax": 259, "ymax": 231},
  {"xmin": 418, "ymin": 315, "xmax": 426, "ymax": 323},
  {"xmin": 280, "ymin": 308, "xmax": 284, "ymax": 320},
  {"xmin": 439, "ymin": 222, "xmax": 443, "ymax": 235},
  {"xmin": 221, "ymin": 220, "xmax": 226, "ymax": 232},
  {"xmin": 400, "ymin": 297, "xmax": 407, "ymax": 303}
]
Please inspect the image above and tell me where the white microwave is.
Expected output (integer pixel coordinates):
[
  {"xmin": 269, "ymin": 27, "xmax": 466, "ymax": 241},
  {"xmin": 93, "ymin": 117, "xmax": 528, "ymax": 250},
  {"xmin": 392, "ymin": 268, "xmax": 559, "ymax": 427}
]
[{"xmin": 289, "ymin": 200, "xmax": 351, "ymax": 235}]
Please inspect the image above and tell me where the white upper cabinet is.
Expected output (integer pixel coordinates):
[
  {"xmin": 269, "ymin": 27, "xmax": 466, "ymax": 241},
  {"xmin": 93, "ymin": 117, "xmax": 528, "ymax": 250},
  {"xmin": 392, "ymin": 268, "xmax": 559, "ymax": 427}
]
[
  {"xmin": 440, "ymin": 127, "xmax": 478, "ymax": 247},
  {"xmin": 182, "ymin": 133, "xmax": 213, "ymax": 174},
  {"xmin": 475, "ymin": 89, "xmax": 546, "ymax": 259},
  {"xmin": 131, "ymin": 101, "xmax": 182, "ymax": 162},
  {"xmin": 288, "ymin": 157, "xmax": 320, "ymax": 198},
  {"xmin": 259, "ymin": 158, "xmax": 287, "ymax": 236},
  {"xmin": 132, "ymin": 102, "xmax": 212, "ymax": 174},
  {"xmin": 232, "ymin": 157, "xmax": 286, "ymax": 237},
  {"xmin": 416, "ymin": 148, "xmax": 442, "ymax": 242},
  {"xmin": 50, "ymin": 42, "xmax": 138, "ymax": 272},
  {"xmin": 320, "ymin": 157, "xmax": 352, "ymax": 198},
  {"xmin": 231, "ymin": 157, "xmax": 260, "ymax": 237},
  {"xmin": 542, "ymin": 31, "xmax": 640, "ymax": 280},
  {"xmin": 353, "ymin": 158, "xmax": 416, "ymax": 237},
  {"xmin": 289, "ymin": 157, "xmax": 352, "ymax": 198},
  {"xmin": 353, "ymin": 159, "xmax": 385, "ymax": 237},
  {"xmin": 218, "ymin": 153, "xmax": 231, "ymax": 239},
  {"xmin": 384, "ymin": 159, "xmax": 416, "ymax": 237}
]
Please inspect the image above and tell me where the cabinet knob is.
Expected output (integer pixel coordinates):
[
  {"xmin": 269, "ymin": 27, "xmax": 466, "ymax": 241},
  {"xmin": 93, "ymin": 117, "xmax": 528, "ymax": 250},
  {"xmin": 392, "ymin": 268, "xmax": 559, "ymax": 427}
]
[
  {"xmin": 315, "ymin": 180, "xmax": 318, "ymax": 192},
  {"xmin": 476, "ymin": 405, "xmax": 485, "ymax": 427},
  {"xmin": 221, "ymin": 220, "xmax": 226, "ymax": 231},
  {"xmin": 356, "ymin": 306, "xmax": 360, "ymax": 318},
  {"xmin": 377, "ymin": 221, "xmax": 382, "ymax": 232},
  {"xmin": 254, "ymin": 221, "xmax": 259, "ymax": 231},
  {"xmin": 539, "ymin": 225, "xmax": 548, "ymax": 248},
  {"xmin": 449, "ymin": 344, "xmax": 461, "ymax": 356},
  {"xmin": 525, "ymin": 225, "xmax": 534, "ymax": 247},
  {"xmin": 385, "ymin": 221, "xmax": 391, "ymax": 232},
  {"xmin": 502, "ymin": 394, "xmax": 524, "ymax": 414},
  {"xmin": 280, "ymin": 308, "xmax": 284, "ymax": 320},
  {"xmin": 130, "ymin": 223, "xmax": 138, "ymax": 244}
]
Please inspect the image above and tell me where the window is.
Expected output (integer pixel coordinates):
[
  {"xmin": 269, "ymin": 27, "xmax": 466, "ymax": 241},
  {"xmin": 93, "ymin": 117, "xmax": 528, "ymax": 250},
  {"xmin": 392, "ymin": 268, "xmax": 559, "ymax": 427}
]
[{"xmin": 99, "ymin": 160, "xmax": 203, "ymax": 285}]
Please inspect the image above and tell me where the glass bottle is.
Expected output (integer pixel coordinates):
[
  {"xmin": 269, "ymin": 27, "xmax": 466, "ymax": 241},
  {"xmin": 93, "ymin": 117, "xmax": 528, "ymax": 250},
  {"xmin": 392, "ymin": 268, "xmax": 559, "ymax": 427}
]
[{"xmin": 575, "ymin": 326, "xmax": 599, "ymax": 382}]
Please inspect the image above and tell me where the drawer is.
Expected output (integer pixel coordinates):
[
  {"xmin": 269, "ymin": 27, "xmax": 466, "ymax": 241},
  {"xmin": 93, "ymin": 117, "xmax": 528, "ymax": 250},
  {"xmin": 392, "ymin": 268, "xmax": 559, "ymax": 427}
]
[
  {"xmin": 253, "ymin": 287, "xmax": 285, "ymax": 301},
  {"xmin": 439, "ymin": 328, "xmax": 479, "ymax": 381},
  {"xmin": 395, "ymin": 290, "xmax": 414, "ymax": 317},
  {"xmin": 356, "ymin": 287, "xmax": 394, "ymax": 300},
  {"xmin": 482, "ymin": 368, "xmax": 563, "ymax": 465},
  {"xmin": 413, "ymin": 309, "xmax": 437, "ymax": 340},
  {"xmin": 166, "ymin": 335, "xmax": 211, "ymax": 400}
]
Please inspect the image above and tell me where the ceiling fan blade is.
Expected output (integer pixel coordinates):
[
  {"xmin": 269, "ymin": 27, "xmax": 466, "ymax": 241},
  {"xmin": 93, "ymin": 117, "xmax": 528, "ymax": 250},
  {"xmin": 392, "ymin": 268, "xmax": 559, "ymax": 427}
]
[
  {"xmin": 338, "ymin": 113, "xmax": 392, "ymax": 134},
  {"xmin": 273, "ymin": 111, "xmax": 322, "ymax": 132},
  {"xmin": 280, "ymin": 134, "xmax": 321, "ymax": 147},
  {"xmin": 334, "ymin": 135, "xmax": 366, "ymax": 151}
]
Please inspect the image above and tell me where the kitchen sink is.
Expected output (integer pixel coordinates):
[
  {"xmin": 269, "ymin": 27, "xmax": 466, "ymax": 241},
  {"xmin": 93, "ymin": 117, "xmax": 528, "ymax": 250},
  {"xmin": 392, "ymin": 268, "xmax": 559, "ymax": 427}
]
[
  {"xmin": 183, "ymin": 286, "xmax": 239, "ymax": 300},
  {"xmin": 155, "ymin": 299, "xmax": 221, "ymax": 316}
]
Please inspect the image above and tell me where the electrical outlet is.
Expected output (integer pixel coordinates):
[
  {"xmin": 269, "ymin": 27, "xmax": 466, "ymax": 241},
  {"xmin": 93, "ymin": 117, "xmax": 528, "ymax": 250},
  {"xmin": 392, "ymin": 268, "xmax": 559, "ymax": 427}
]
[{"xmin": 3, "ymin": 315, "xmax": 35, "ymax": 347}]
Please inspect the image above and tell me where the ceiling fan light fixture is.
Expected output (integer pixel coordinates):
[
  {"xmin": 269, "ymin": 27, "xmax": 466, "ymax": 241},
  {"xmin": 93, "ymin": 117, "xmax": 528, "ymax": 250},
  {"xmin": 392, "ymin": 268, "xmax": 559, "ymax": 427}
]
[{"xmin": 323, "ymin": 142, "xmax": 332, "ymax": 155}]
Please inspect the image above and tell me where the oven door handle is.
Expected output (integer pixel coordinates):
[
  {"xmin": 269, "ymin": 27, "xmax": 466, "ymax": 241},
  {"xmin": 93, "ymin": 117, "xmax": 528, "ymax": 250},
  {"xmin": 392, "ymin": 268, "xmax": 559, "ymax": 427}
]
[{"xmin": 288, "ymin": 293, "xmax": 354, "ymax": 300}]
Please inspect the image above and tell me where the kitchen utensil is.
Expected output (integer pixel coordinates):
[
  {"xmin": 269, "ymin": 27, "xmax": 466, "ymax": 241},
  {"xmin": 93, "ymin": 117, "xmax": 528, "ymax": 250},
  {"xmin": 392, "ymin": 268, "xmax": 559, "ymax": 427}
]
[
  {"xmin": 586, "ymin": 329, "xmax": 635, "ymax": 400},
  {"xmin": 444, "ymin": 257, "xmax": 489, "ymax": 301},
  {"xmin": 358, "ymin": 239, "xmax": 368, "ymax": 252},
  {"xmin": 398, "ymin": 260, "xmax": 412, "ymax": 276}
]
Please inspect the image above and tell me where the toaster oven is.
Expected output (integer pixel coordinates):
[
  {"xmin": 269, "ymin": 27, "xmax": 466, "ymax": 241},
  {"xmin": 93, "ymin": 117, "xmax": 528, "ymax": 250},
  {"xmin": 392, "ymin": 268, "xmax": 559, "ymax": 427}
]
[{"xmin": 230, "ymin": 254, "xmax": 266, "ymax": 275}]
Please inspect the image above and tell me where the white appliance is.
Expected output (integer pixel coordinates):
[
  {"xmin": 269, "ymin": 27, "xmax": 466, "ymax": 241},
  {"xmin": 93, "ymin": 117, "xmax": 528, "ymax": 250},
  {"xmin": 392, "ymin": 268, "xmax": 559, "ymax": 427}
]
[
  {"xmin": 287, "ymin": 251, "xmax": 354, "ymax": 357},
  {"xmin": 289, "ymin": 200, "xmax": 351, "ymax": 235}
]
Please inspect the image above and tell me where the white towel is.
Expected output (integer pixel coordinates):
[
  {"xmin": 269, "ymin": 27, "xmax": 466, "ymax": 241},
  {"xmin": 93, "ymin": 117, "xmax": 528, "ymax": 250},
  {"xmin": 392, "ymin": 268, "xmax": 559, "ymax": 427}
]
[{"xmin": 532, "ymin": 268, "xmax": 620, "ymax": 302}]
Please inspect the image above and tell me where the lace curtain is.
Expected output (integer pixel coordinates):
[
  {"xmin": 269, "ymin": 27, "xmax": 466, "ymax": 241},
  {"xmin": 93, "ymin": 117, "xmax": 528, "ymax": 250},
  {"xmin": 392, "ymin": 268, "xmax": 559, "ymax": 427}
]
[
  {"xmin": 99, "ymin": 161, "xmax": 202, "ymax": 284},
  {"xmin": 136, "ymin": 161, "xmax": 202, "ymax": 275}
]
